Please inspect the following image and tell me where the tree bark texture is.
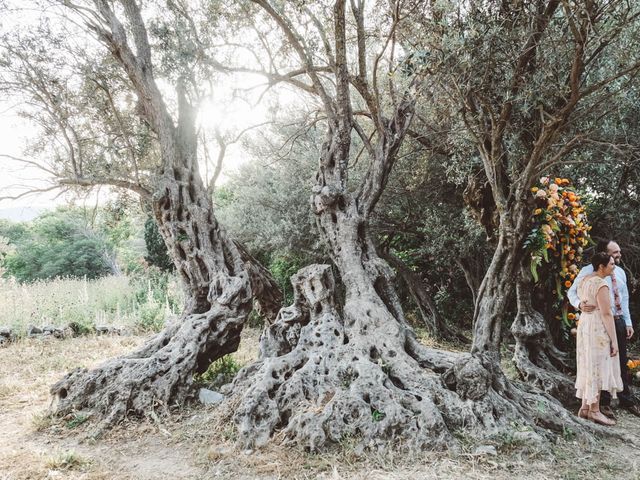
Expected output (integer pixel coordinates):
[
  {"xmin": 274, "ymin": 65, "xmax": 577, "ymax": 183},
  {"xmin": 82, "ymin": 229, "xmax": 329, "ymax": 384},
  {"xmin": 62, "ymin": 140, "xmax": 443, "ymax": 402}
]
[
  {"xmin": 50, "ymin": 163, "xmax": 257, "ymax": 432},
  {"xmin": 228, "ymin": 0, "xmax": 596, "ymax": 452},
  {"xmin": 470, "ymin": 217, "xmax": 522, "ymax": 359},
  {"xmin": 511, "ymin": 261, "xmax": 574, "ymax": 402},
  {"xmin": 228, "ymin": 263, "xmax": 592, "ymax": 451},
  {"xmin": 468, "ymin": 191, "xmax": 575, "ymax": 402},
  {"xmin": 231, "ymin": 122, "xmax": 590, "ymax": 451},
  {"xmin": 49, "ymin": 0, "xmax": 283, "ymax": 432}
]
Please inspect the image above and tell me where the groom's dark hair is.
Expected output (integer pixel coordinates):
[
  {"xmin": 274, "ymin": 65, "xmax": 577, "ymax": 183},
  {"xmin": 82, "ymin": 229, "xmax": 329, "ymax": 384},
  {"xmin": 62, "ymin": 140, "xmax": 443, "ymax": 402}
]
[{"xmin": 596, "ymin": 239, "xmax": 613, "ymax": 254}]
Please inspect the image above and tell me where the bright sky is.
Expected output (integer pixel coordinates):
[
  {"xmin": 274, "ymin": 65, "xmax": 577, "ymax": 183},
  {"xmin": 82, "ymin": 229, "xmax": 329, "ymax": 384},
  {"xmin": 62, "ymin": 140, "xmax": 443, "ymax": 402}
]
[
  {"xmin": 0, "ymin": 96, "xmax": 268, "ymax": 221},
  {"xmin": 0, "ymin": 67, "xmax": 279, "ymax": 223},
  {"xmin": 0, "ymin": 0, "xmax": 330, "ymax": 224},
  {"xmin": 0, "ymin": 2, "xmax": 283, "ymax": 222},
  {"xmin": 0, "ymin": 101, "xmax": 64, "ymax": 218}
]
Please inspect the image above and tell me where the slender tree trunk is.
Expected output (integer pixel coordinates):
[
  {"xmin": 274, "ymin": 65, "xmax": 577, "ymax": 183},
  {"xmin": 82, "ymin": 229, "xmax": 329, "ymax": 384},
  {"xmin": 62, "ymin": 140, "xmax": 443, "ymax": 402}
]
[
  {"xmin": 456, "ymin": 256, "xmax": 483, "ymax": 306},
  {"xmin": 470, "ymin": 220, "xmax": 521, "ymax": 359},
  {"xmin": 470, "ymin": 204, "xmax": 574, "ymax": 402}
]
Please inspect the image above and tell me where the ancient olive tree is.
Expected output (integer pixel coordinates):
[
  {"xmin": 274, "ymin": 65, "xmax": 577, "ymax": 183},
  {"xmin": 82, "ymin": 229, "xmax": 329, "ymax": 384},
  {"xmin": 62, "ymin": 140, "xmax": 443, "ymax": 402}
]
[
  {"xmin": 0, "ymin": 0, "xmax": 282, "ymax": 430},
  {"xmin": 219, "ymin": 0, "xmax": 589, "ymax": 451},
  {"xmin": 429, "ymin": 0, "xmax": 640, "ymax": 400}
]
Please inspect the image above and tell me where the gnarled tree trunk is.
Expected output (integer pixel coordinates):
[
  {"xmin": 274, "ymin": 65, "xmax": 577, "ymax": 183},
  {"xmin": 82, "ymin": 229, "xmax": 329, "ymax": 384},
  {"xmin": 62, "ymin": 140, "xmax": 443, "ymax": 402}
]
[
  {"xmin": 50, "ymin": 161, "xmax": 264, "ymax": 432},
  {"xmin": 229, "ymin": 123, "xmax": 588, "ymax": 452},
  {"xmin": 229, "ymin": 257, "xmax": 590, "ymax": 451},
  {"xmin": 227, "ymin": 0, "xmax": 595, "ymax": 452},
  {"xmin": 49, "ymin": 0, "xmax": 283, "ymax": 433}
]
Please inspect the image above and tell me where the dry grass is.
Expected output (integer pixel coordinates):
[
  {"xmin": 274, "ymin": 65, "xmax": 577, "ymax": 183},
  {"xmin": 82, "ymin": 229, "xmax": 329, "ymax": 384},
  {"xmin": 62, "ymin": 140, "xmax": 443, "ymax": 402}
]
[{"xmin": 1, "ymin": 328, "xmax": 640, "ymax": 480}]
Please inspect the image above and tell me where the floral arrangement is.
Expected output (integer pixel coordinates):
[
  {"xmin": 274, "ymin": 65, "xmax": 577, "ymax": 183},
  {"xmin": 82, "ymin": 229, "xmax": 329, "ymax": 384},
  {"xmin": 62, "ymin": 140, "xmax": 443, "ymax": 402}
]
[
  {"xmin": 524, "ymin": 177, "xmax": 591, "ymax": 325},
  {"xmin": 628, "ymin": 359, "xmax": 640, "ymax": 380}
]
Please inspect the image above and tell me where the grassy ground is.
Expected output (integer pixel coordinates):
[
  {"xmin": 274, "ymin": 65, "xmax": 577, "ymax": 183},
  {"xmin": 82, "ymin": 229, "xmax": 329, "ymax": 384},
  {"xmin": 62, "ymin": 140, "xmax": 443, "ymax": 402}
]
[{"xmin": 2, "ymin": 329, "xmax": 640, "ymax": 480}]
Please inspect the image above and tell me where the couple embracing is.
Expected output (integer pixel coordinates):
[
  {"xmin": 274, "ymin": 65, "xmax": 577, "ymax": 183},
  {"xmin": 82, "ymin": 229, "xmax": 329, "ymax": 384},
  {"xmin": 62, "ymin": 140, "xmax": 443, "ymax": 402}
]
[{"xmin": 567, "ymin": 240, "xmax": 640, "ymax": 425}]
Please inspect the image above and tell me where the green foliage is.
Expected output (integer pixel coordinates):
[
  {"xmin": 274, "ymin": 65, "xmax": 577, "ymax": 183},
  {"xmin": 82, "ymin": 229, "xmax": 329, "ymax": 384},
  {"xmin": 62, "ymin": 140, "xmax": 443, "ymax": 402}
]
[
  {"xmin": 0, "ymin": 273, "xmax": 183, "ymax": 336},
  {"xmin": 67, "ymin": 321, "xmax": 95, "ymax": 337},
  {"xmin": 375, "ymin": 151, "xmax": 486, "ymax": 330},
  {"xmin": 196, "ymin": 355, "xmax": 242, "ymax": 389},
  {"xmin": 128, "ymin": 266, "xmax": 182, "ymax": 332},
  {"xmin": 267, "ymin": 253, "xmax": 306, "ymax": 304},
  {"xmin": 144, "ymin": 216, "xmax": 174, "ymax": 272},
  {"xmin": 0, "ymin": 220, "xmax": 29, "ymax": 244},
  {"xmin": 65, "ymin": 413, "xmax": 89, "ymax": 429},
  {"xmin": 136, "ymin": 299, "xmax": 165, "ymax": 332},
  {"xmin": 3, "ymin": 209, "xmax": 113, "ymax": 282},
  {"xmin": 98, "ymin": 196, "xmax": 148, "ymax": 274},
  {"xmin": 215, "ymin": 123, "xmax": 322, "ymax": 258},
  {"xmin": 371, "ymin": 409, "xmax": 385, "ymax": 422}
]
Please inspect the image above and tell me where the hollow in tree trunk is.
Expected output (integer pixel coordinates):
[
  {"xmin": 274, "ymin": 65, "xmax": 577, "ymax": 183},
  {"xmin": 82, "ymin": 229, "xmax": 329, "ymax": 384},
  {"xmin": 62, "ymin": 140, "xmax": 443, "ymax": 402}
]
[{"xmin": 227, "ymin": 0, "xmax": 596, "ymax": 450}]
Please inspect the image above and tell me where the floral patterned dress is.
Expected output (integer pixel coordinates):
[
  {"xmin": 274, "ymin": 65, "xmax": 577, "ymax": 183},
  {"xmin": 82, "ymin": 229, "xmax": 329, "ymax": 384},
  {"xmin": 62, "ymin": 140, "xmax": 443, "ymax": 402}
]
[{"xmin": 575, "ymin": 276, "xmax": 623, "ymax": 404}]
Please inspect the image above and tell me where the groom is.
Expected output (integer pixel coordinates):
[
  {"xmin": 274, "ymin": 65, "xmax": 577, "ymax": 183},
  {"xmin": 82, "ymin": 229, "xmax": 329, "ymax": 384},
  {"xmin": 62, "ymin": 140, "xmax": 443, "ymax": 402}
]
[{"xmin": 568, "ymin": 239, "xmax": 639, "ymax": 417}]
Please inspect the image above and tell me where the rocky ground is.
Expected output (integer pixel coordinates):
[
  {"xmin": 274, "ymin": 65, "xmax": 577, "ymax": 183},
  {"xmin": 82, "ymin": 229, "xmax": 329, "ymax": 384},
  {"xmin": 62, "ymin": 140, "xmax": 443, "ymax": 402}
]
[{"xmin": 1, "ymin": 330, "xmax": 640, "ymax": 480}]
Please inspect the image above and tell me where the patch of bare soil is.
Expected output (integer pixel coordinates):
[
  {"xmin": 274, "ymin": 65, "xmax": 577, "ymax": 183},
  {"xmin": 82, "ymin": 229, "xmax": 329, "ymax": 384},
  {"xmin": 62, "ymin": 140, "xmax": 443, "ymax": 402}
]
[{"xmin": 1, "ymin": 330, "xmax": 640, "ymax": 480}]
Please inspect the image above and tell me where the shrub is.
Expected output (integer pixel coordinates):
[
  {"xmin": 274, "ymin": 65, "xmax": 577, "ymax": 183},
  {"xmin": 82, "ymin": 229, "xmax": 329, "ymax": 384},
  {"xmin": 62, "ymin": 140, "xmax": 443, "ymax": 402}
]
[{"xmin": 196, "ymin": 355, "xmax": 242, "ymax": 389}]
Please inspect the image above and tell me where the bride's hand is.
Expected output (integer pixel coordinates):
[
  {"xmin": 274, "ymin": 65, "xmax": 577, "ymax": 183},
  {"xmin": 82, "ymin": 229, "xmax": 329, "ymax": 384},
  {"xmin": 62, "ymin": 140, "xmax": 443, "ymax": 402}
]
[{"xmin": 610, "ymin": 345, "xmax": 618, "ymax": 357}]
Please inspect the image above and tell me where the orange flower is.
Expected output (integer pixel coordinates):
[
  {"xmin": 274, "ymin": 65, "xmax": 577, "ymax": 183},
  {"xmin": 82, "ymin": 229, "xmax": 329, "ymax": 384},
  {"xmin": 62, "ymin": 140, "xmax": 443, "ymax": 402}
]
[
  {"xmin": 564, "ymin": 280, "xmax": 572, "ymax": 288},
  {"xmin": 534, "ymin": 208, "xmax": 542, "ymax": 215},
  {"xmin": 568, "ymin": 313, "xmax": 576, "ymax": 320},
  {"xmin": 531, "ymin": 187, "xmax": 539, "ymax": 193},
  {"xmin": 627, "ymin": 359, "xmax": 640, "ymax": 369},
  {"xmin": 555, "ymin": 177, "xmax": 563, "ymax": 185}
]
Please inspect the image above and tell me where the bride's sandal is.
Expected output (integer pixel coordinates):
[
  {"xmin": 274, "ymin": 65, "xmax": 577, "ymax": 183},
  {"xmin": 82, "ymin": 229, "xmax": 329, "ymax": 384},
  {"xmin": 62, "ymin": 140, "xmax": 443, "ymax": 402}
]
[
  {"xmin": 577, "ymin": 407, "xmax": 589, "ymax": 419},
  {"xmin": 588, "ymin": 410, "xmax": 616, "ymax": 426}
]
